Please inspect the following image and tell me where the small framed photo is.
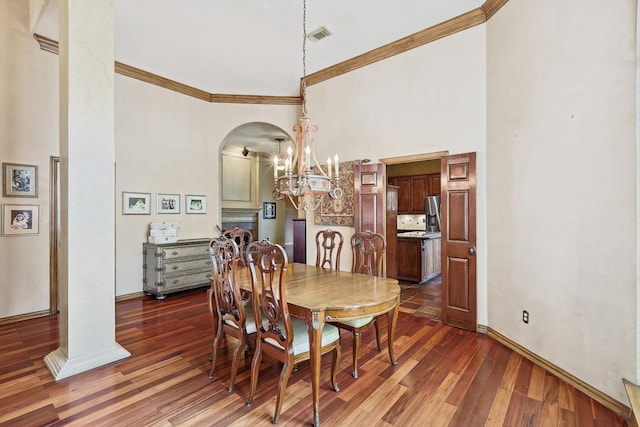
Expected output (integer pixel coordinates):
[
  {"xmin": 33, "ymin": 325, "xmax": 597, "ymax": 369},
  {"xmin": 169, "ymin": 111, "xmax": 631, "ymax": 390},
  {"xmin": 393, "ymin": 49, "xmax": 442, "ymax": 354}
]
[
  {"xmin": 157, "ymin": 193, "xmax": 180, "ymax": 214},
  {"xmin": 122, "ymin": 192, "xmax": 151, "ymax": 215},
  {"xmin": 186, "ymin": 195, "xmax": 207, "ymax": 214},
  {"xmin": 263, "ymin": 202, "xmax": 276, "ymax": 219},
  {"xmin": 184, "ymin": 194, "xmax": 207, "ymax": 213},
  {"xmin": 2, "ymin": 204, "xmax": 39, "ymax": 236},
  {"xmin": 3, "ymin": 163, "xmax": 38, "ymax": 197}
]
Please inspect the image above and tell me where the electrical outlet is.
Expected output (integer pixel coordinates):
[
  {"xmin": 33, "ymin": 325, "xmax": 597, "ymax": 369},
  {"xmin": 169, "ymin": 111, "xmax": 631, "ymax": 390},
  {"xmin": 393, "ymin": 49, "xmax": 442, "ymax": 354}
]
[{"xmin": 522, "ymin": 310, "xmax": 529, "ymax": 324}]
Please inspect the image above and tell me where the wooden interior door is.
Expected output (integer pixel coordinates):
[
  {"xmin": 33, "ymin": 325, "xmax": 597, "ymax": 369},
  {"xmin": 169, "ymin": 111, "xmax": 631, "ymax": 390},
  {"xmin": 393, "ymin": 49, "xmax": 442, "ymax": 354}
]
[
  {"xmin": 440, "ymin": 152, "xmax": 477, "ymax": 331},
  {"xmin": 353, "ymin": 163, "xmax": 384, "ymax": 234}
]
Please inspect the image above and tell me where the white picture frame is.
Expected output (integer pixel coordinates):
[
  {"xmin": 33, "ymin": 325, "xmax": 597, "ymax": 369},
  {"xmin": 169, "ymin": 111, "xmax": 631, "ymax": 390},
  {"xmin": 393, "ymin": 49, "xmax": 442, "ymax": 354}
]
[
  {"xmin": 157, "ymin": 193, "xmax": 180, "ymax": 214},
  {"xmin": 186, "ymin": 195, "xmax": 207, "ymax": 214},
  {"xmin": 122, "ymin": 192, "xmax": 151, "ymax": 215}
]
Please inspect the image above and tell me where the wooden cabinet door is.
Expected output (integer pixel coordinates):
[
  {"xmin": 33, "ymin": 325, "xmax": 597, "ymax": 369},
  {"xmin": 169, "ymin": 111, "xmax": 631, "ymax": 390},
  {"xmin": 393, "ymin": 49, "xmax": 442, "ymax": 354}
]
[
  {"xmin": 410, "ymin": 176, "xmax": 427, "ymax": 213},
  {"xmin": 428, "ymin": 174, "xmax": 441, "ymax": 196},
  {"xmin": 396, "ymin": 238, "xmax": 421, "ymax": 282},
  {"xmin": 395, "ymin": 177, "xmax": 411, "ymax": 214},
  {"xmin": 433, "ymin": 238, "xmax": 441, "ymax": 273}
]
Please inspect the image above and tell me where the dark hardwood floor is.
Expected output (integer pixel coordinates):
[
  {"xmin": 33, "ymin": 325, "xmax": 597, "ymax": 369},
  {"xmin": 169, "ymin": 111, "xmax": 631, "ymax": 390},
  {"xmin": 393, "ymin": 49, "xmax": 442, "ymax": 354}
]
[{"xmin": 0, "ymin": 285, "xmax": 627, "ymax": 426}]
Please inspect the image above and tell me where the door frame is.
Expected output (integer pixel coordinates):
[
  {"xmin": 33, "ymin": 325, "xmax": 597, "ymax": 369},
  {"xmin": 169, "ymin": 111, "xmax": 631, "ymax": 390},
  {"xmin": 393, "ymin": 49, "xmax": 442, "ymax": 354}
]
[
  {"xmin": 49, "ymin": 156, "xmax": 60, "ymax": 314},
  {"xmin": 381, "ymin": 150, "xmax": 478, "ymax": 331}
]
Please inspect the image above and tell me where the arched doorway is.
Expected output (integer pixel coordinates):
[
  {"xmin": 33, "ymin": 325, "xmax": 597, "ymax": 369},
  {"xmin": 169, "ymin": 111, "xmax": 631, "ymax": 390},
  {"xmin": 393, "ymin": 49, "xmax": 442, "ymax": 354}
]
[{"xmin": 219, "ymin": 122, "xmax": 297, "ymax": 257}]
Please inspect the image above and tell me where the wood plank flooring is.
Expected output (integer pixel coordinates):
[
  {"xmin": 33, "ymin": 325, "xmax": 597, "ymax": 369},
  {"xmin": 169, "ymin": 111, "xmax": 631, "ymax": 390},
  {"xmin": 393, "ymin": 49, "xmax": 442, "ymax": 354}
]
[{"xmin": 0, "ymin": 287, "xmax": 627, "ymax": 426}]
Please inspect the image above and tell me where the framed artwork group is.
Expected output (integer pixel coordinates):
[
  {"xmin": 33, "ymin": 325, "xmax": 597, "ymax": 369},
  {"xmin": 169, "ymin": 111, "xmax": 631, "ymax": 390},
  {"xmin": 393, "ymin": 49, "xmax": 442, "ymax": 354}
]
[
  {"xmin": 122, "ymin": 192, "xmax": 207, "ymax": 215},
  {"xmin": 2, "ymin": 162, "xmax": 39, "ymax": 236}
]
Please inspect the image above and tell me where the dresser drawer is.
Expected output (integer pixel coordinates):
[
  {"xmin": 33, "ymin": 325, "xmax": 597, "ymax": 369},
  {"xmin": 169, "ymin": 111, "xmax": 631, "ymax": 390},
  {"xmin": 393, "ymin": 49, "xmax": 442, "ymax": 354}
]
[
  {"xmin": 161, "ymin": 257, "xmax": 212, "ymax": 274},
  {"xmin": 160, "ymin": 244, "xmax": 210, "ymax": 260},
  {"xmin": 162, "ymin": 270, "xmax": 213, "ymax": 291}
]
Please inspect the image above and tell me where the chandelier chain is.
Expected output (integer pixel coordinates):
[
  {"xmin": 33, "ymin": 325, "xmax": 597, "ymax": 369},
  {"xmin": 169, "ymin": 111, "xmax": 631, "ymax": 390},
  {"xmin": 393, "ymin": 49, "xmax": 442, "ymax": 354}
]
[{"xmin": 301, "ymin": 0, "xmax": 308, "ymax": 116}]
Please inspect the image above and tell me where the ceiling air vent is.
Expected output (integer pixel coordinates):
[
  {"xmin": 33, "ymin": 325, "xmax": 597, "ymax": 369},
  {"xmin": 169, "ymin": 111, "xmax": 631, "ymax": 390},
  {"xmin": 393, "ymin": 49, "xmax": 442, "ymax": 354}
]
[{"xmin": 307, "ymin": 26, "xmax": 332, "ymax": 42}]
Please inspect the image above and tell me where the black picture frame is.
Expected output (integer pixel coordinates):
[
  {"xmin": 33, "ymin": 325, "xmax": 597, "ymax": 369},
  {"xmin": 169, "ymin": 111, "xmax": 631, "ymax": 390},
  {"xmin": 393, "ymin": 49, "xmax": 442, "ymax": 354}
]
[{"xmin": 263, "ymin": 202, "xmax": 276, "ymax": 219}]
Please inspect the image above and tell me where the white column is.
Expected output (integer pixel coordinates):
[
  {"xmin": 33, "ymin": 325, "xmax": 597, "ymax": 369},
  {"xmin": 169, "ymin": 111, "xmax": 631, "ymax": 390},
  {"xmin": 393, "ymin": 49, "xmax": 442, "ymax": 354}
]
[{"xmin": 44, "ymin": 0, "xmax": 129, "ymax": 380}]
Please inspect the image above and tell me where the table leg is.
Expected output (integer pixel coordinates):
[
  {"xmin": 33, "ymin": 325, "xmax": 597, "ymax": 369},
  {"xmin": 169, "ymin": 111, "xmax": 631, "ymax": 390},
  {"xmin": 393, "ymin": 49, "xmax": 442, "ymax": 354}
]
[
  {"xmin": 387, "ymin": 298, "xmax": 399, "ymax": 366},
  {"xmin": 306, "ymin": 310, "xmax": 324, "ymax": 427}
]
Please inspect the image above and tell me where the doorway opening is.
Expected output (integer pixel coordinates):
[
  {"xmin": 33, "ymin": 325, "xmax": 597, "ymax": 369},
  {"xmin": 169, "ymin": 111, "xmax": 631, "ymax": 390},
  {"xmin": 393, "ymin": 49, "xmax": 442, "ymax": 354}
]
[
  {"xmin": 381, "ymin": 151, "xmax": 447, "ymax": 321},
  {"xmin": 218, "ymin": 122, "xmax": 297, "ymax": 257}
]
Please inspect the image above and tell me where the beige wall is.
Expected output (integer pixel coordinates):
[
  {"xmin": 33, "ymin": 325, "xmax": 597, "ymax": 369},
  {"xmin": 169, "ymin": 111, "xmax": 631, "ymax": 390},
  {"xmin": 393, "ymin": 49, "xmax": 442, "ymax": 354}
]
[
  {"xmin": 304, "ymin": 24, "xmax": 488, "ymax": 311},
  {"xmin": 486, "ymin": 0, "xmax": 636, "ymax": 403},
  {"xmin": 0, "ymin": 0, "xmax": 58, "ymax": 317},
  {"xmin": 0, "ymin": 0, "xmax": 297, "ymax": 307},
  {"xmin": 114, "ymin": 76, "xmax": 295, "ymax": 296}
]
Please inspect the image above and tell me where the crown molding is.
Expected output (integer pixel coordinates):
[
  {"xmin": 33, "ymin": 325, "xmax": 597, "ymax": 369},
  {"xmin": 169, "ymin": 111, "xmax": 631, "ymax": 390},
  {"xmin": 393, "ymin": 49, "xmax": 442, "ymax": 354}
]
[
  {"xmin": 32, "ymin": 0, "xmax": 509, "ymax": 103},
  {"xmin": 32, "ymin": 34, "xmax": 302, "ymax": 105},
  {"xmin": 305, "ymin": 0, "xmax": 509, "ymax": 87}
]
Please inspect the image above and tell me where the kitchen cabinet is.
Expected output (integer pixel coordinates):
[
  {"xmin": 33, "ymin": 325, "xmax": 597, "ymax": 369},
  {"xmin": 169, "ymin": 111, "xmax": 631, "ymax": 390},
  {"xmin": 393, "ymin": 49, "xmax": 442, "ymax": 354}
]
[
  {"xmin": 397, "ymin": 235, "xmax": 441, "ymax": 283},
  {"xmin": 428, "ymin": 174, "xmax": 441, "ymax": 196},
  {"xmin": 422, "ymin": 237, "xmax": 442, "ymax": 281},
  {"xmin": 396, "ymin": 238, "xmax": 422, "ymax": 282},
  {"xmin": 389, "ymin": 173, "xmax": 439, "ymax": 214}
]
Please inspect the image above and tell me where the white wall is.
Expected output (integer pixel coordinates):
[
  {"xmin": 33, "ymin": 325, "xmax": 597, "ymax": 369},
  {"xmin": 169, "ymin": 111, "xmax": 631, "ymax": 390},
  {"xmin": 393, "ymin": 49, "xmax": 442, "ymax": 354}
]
[
  {"xmin": 0, "ymin": 0, "xmax": 298, "ymax": 310},
  {"xmin": 304, "ymin": 25, "xmax": 488, "ymax": 322},
  {"xmin": 487, "ymin": 0, "xmax": 636, "ymax": 403},
  {"xmin": 0, "ymin": 0, "xmax": 58, "ymax": 317},
  {"xmin": 114, "ymin": 77, "xmax": 295, "ymax": 296}
]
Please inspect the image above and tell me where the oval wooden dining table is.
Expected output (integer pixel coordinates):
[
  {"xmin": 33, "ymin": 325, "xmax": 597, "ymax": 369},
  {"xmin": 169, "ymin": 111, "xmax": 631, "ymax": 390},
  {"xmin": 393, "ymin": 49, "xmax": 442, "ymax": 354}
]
[{"xmin": 234, "ymin": 263, "xmax": 401, "ymax": 426}]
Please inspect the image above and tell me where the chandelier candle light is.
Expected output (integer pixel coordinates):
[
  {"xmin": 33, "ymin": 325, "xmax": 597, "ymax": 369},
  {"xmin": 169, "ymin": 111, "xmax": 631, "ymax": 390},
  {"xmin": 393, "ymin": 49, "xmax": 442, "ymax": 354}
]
[{"xmin": 272, "ymin": 0, "xmax": 342, "ymax": 211}]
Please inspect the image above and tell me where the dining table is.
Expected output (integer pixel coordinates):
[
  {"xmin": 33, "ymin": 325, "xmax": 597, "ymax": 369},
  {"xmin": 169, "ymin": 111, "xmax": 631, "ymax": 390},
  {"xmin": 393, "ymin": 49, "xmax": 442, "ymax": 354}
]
[{"xmin": 235, "ymin": 263, "xmax": 401, "ymax": 426}]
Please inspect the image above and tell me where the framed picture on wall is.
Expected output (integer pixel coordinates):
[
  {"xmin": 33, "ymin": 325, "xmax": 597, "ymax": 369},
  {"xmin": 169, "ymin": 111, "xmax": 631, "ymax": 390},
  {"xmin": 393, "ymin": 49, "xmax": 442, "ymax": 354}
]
[
  {"xmin": 263, "ymin": 202, "xmax": 276, "ymax": 219},
  {"xmin": 186, "ymin": 195, "xmax": 207, "ymax": 214},
  {"xmin": 122, "ymin": 192, "xmax": 151, "ymax": 214},
  {"xmin": 157, "ymin": 193, "xmax": 180, "ymax": 214},
  {"xmin": 3, "ymin": 163, "xmax": 38, "ymax": 197},
  {"xmin": 2, "ymin": 204, "xmax": 39, "ymax": 236}
]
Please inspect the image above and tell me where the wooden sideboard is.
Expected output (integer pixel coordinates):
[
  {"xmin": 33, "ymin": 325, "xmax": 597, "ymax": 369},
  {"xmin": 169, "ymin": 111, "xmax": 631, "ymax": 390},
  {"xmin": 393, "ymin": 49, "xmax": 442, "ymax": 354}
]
[{"xmin": 143, "ymin": 238, "xmax": 212, "ymax": 299}]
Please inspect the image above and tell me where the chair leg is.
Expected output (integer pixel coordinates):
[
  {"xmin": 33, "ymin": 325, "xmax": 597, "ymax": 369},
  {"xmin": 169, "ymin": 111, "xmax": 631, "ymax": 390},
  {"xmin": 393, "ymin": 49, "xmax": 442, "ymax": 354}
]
[
  {"xmin": 209, "ymin": 326, "xmax": 224, "ymax": 379},
  {"xmin": 228, "ymin": 334, "xmax": 246, "ymax": 392},
  {"xmin": 352, "ymin": 331, "xmax": 361, "ymax": 379},
  {"xmin": 331, "ymin": 341, "xmax": 341, "ymax": 392},
  {"xmin": 374, "ymin": 318, "xmax": 382, "ymax": 352},
  {"xmin": 246, "ymin": 341, "xmax": 263, "ymax": 406},
  {"xmin": 273, "ymin": 357, "xmax": 295, "ymax": 424}
]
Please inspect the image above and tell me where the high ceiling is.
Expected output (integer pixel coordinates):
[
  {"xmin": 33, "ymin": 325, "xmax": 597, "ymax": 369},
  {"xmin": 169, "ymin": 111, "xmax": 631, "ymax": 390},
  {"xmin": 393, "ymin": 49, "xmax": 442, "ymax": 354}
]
[
  {"xmin": 32, "ymin": 0, "xmax": 485, "ymax": 154},
  {"xmin": 34, "ymin": 0, "xmax": 484, "ymax": 97}
]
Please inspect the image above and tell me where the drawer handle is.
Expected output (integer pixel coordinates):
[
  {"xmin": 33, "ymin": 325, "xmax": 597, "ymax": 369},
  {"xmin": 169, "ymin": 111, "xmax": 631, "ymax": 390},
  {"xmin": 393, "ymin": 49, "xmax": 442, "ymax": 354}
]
[
  {"xmin": 207, "ymin": 273, "xmax": 212, "ymax": 278},
  {"xmin": 171, "ymin": 251, "xmax": 179, "ymax": 256},
  {"xmin": 172, "ymin": 279, "xmax": 179, "ymax": 284},
  {"xmin": 172, "ymin": 266, "xmax": 179, "ymax": 270}
]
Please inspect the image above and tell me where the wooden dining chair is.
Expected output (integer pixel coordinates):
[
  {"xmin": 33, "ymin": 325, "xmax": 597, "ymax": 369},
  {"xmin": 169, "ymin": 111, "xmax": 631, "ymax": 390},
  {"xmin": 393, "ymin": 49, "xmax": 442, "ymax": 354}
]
[
  {"xmin": 315, "ymin": 229, "xmax": 343, "ymax": 270},
  {"xmin": 208, "ymin": 235, "xmax": 257, "ymax": 392},
  {"xmin": 332, "ymin": 230, "xmax": 387, "ymax": 378},
  {"xmin": 245, "ymin": 239, "xmax": 341, "ymax": 424},
  {"xmin": 222, "ymin": 227, "xmax": 253, "ymax": 268}
]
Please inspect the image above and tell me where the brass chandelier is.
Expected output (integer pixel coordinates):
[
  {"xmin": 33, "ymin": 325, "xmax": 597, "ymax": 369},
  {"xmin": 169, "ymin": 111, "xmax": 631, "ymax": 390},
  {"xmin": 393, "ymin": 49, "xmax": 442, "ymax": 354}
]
[{"xmin": 272, "ymin": 0, "xmax": 342, "ymax": 211}]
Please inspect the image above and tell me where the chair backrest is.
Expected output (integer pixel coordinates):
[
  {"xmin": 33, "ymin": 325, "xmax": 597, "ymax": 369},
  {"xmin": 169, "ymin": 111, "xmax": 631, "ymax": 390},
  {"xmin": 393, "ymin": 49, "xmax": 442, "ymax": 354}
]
[
  {"xmin": 351, "ymin": 230, "xmax": 386, "ymax": 277},
  {"xmin": 222, "ymin": 227, "xmax": 253, "ymax": 267},
  {"xmin": 209, "ymin": 236, "xmax": 246, "ymax": 328},
  {"xmin": 246, "ymin": 240, "xmax": 293, "ymax": 353},
  {"xmin": 315, "ymin": 229, "xmax": 343, "ymax": 271}
]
